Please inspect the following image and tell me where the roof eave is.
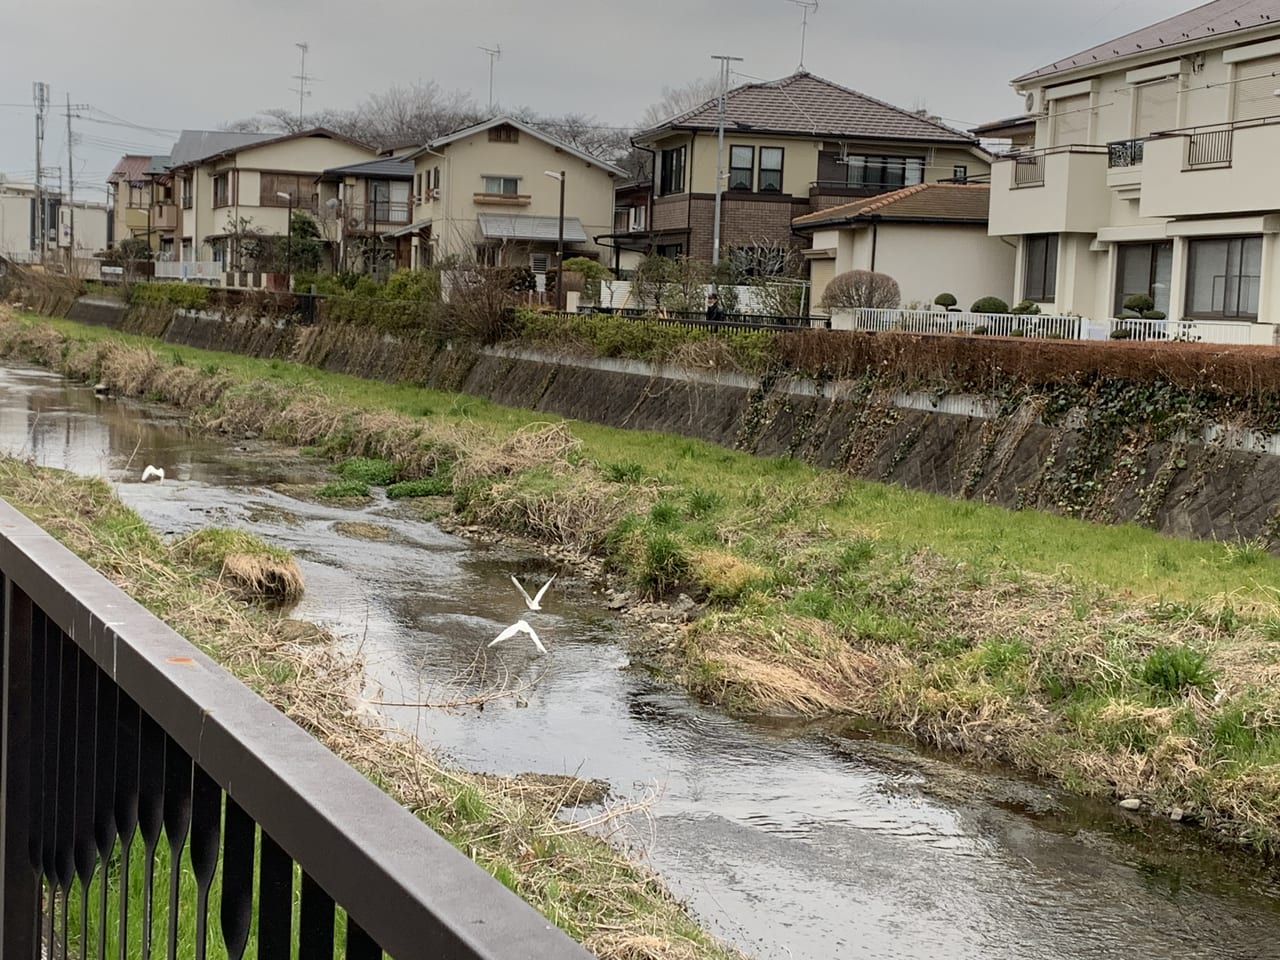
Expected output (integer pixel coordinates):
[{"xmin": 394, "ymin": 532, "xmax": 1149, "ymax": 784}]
[{"xmin": 648, "ymin": 122, "xmax": 976, "ymax": 147}]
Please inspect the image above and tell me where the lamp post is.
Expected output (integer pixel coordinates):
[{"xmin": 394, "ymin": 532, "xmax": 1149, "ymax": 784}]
[
  {"xmin": 544, "ymin": 170, "xmax": 565, "ymax": 310},
  {"xmin": 276, "ymin": 191, "xmax": 294, "ymax": 291}
]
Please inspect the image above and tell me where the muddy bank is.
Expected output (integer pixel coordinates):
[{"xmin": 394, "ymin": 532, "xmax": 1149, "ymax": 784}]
[{"xmin": 65, "ymin": 297, "xmax": 1280, "ymax": 547}]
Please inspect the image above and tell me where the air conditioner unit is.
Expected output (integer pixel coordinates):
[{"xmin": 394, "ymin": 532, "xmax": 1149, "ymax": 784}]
[
  {"xmin": 1024, "ymin": 89, "xmax": 1048, "ymax": 116},
  {"xmin": 429, "ymin": 187, "xmax": 441, "ymax": 200}
]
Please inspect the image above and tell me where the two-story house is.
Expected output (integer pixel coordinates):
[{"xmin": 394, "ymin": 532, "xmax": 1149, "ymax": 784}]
[
  {"xmin": 399, "ymin": 116, "xmax": 624, "ymax": 272},
  {"xmin": 988, "ymin": 0, "xmax": 1280, "ymax": 334},
  {"xmin": 107, "ymin": 156, "xmax": 154, "ymax": 250},
  {"xmin": 316, "ymin": 154, "xmax": 414, "ymax": 274},
  {"xmin": 626, "ymin": 71, "xmax": 992, "ymax": 268},
  {"xmin": 171, "ymin": 128, "xmax": 375, "ymax": 280}
]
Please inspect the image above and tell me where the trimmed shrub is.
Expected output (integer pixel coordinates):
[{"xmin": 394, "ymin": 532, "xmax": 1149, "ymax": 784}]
[
  {"xmin": 1123, "ymin": 293, "xmax": 1155, "ymax": 314},
  {"xmin": 1110, "ymin": 327, "xmax": 1133, "ymax": 339},
  {"xmin": 1143, "ymin": 310, "xmax": 1167, "ymax": 320},
  {"xmin": 1010, "ymin": 299, "xmax": 1041, "ymax": 316},
  {"xmin": 970, "ymin": 296, "xmax": 1010, "ymax": 314},
  {"xmin": 821, "ymin": 269, "xmax": 901, "ymax": 310},
  {"xmin": 933, "ymin": 292, "xmax": 957, "ymax": 308}
]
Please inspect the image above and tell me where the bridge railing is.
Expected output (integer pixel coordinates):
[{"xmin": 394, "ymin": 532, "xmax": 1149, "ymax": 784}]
[{"xmin": 0, "ymin": 498, "xmax": 590, "ymax": 959}]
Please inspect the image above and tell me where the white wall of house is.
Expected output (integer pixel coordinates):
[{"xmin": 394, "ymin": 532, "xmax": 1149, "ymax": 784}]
[
  {"xmin": 0, "ymin": 193, "xmax": 32, "ymax": 256},
  {"xmin": 811, "ymin": 222, "xmax": 1015, "ymax": 313},
  {"xmin": 411, "ymin": 123, "xmax": 618, "ymax": 265}
]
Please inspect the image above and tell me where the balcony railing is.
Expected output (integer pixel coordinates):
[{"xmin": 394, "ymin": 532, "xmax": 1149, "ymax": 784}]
[
  {"xmin": 0, "ymin": 498, "xmax": 590, "ymax": 960},
  {"xmin": 1187, "ymin": 128, "xmax": 1234, "ymax": 168},
  {"xmin": 1107, "ymin": 138, "xmax": 1145, "ymax": 168},
  {"xmin": 341, "ymin": 202, "xmax": 412, "ymax": 231},
  {"xmin": 473, "ymin": 192, "xmax": 532, "ymax": 206},
  {"xmin": 1012, "ymin": 154, "xmax": 1045, "ymax": 187}
]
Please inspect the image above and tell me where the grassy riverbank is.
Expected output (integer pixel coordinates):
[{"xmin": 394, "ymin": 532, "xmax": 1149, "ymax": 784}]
[
  {"xmin": 7, "ymin": 307, "xmax": 1280, "ymax": 853},
  {"xmin": 0, "ymin": 454, "xmax": 741, "ymax": 959}
]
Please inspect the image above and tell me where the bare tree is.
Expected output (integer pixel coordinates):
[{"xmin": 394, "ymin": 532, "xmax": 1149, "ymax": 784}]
[
  {"xmin": 638, "ymin": 76, "xmax": 721, "ymax": 130},
  {"xmin": 821, "ymin": 270, "xmax": 901, "ymax": 310}
]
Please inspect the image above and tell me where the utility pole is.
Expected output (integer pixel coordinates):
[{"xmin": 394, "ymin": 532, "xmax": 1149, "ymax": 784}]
[
  {"xmin": 291, "ymin": 42, "xmax": 315, "ymax": 123},
  {"xmin": 787, "ymin": 0, "xmax": 819, "ymax": 71},
  {"xmin": 63, "ymin": 94, "xmax": 91, "ymax": 263},
  {"xmin": 479, "ymin": 45, "xmax": 501, "ymax": 113},
  {"xmin": 32, "ymin": 82, "xmax": 48, "ymax": 260},
  {"xmin": 710, "ymin": 55, "xmax": 742, "ymax": 268}
]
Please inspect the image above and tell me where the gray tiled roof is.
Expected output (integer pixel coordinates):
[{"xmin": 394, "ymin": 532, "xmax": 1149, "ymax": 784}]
[
  {"xmin": 168, "ymin": 130, "xmax": 274, "ymax": 169},
  {"xmin": 1015, "ymin": 0, "xmax": 1280, "ymax": 84},
  {"xmin": 793, "ymin": 183, "xmax": 992, "ymax": 228},
  {"xmin": 645, "ymin": 71, "xmax": 976, "ymax": 144},
  {"xmin": 318, "ymin": 156, "xmax": 414, "ymax": 181},
  {"xmin": 478, "ymin": 214, "xmax": 588, "ymax": 243}
]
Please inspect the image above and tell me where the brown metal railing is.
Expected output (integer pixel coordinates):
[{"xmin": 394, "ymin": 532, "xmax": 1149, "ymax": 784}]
[{"xmin": 0, "ymin": 499, "xmax": 590, "ymax": 960}]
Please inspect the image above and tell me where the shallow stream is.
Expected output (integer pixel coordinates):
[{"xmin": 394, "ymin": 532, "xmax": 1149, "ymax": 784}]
[{"xmin": 3, "ymin": 362, "xmax": 1279, "ymax": 959}]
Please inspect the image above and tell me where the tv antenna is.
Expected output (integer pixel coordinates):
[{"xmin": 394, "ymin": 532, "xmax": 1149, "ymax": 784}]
[
  {"xmin": 787, "ymin": 0, "xmax": 819, "ymax": 70},
  {"xmin": 291, "ymin": 42, "xmax": 318, "ymax": 122},
  {"xmin": 479, "ymin": 44, "xmax": 502, "ymax": 113}
]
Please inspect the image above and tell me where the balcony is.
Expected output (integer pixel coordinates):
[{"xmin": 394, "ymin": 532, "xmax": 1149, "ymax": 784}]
[
  {"xmin": 341, "ymin": 201, "xmax": 412, "ymax": 233},
  {"xmin": 1141, "ymin": 118, "xmax": 1280, "ymax": 218},
  {"xmin": 987, "ymin": 146, "xmax": 1110, "ymax": 236},
  {"xmin": 150, "ymin": 204, "xmax": 178, "ymax": 230},
  {"xmin": 473, "ymin": 192, "xmax": 531, "ymax": 206}
]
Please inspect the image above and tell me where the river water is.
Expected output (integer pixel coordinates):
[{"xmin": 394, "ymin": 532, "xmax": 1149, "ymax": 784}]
[{"xmin": 2, "ymin": 362, "xmax": 1278, "ymax": 960}]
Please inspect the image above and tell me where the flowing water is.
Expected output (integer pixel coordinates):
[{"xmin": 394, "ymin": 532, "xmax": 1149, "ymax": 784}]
[{"xmin": 3, "ymin": 361, "xmax": 1279, "ymax": 960}]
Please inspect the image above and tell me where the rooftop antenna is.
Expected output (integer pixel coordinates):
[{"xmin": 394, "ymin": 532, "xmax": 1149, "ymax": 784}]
[
  {"xmin": 479, "ymin": 44, "xmax": 502, "ymax": 113},
  {"xmin": 291, "ymin": 42, "xmax": 317, "ymax": 122},
  {"xmin": 787, "ymin": 0, "xmax": 819, "ymax": 70}
]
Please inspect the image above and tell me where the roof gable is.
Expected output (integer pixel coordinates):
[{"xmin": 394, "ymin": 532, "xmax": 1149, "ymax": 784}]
[
  {"xmin": 168, "ymin": 130, "xmax": 275, "ymax": 169},
  {"xmin": 1015, "ymin": 0, "xmax": 1280, "ymax": 84},
  {"xmin": 410, "ymin": 116, "xmax": 626, "ymax": 176},
  {"xmin": 318, "ymin": 156, "xmax": 414, "ymax": 181},
  {"xmin": 793, "ymin": 183, "xmax": 991, "ymax": 228},
  {"xmin": 196, "ymin": 128, "xmax": 374, "ymax": 166},
  {"xmin": 108, "ymin": 155, "xmax": 152, "ymax": 185},
  {"xmin": 642, "ymin": 72, "xmax": 976, "ymax": 145}
]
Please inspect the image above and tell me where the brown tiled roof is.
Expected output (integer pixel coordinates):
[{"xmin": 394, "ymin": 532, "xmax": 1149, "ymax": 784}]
[
  {"xmin": 1015, "ymin": 0, "xmax": 1280, "ymax": 84},
  {"xmin": 108, "ymin": 155, "xmax": 152, "ymax": 185},
  {"xmin": 792, "ymin": 183, "xmax": 991, "ymax": 228},
  {"xmin": 644, "ymin": 72, "xmax": 976, "ymax": 145}
]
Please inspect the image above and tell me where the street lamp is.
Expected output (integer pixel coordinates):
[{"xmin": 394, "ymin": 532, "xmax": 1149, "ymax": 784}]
[
  {"xmin": 543, "ymin": 170, "xmax": 566, "ymax": 311},
  {"xmin": 276, "ymin": 191, "xmax": 294, "ymax": 291}
]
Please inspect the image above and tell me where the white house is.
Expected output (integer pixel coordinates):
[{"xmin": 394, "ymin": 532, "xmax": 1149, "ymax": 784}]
[
  {"xmin": 988, "ymin": 0, "xmax": 1280, "ymax": 338},
  {"xmin": 794, "ymin": 183, "xmax": 1014, "ymax": 317}
]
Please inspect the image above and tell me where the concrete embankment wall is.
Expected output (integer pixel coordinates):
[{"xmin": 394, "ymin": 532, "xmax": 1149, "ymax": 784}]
[{"xmin": 63, "ymin": 297, "xmax": 1280, "ymax": 546}]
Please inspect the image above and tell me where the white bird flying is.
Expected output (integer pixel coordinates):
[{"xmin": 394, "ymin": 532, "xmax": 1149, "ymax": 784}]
[
  {"xmin": 140, "ymin": 465, "xmax": 165, "ymax": 483},
  {"xmin": 488, "ymin": 620, "xmax": 548, "ymax": 655},
  {"xmin": 510, "ymin": 574, "xmax": 556, "ymax": 611}
]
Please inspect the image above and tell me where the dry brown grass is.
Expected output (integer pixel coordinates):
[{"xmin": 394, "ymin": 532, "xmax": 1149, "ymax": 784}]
[{"xmin": 221, "ymin": 552, "xmax": 305, "ymax": 603}]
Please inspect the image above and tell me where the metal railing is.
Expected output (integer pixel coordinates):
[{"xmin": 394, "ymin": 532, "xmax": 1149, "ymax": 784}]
[
  {"xmin": 1012, "ymin": 154, "xmax": 1045, "ymax": 187},
  {"xmin": 840, "ymin": 307, "xmax": 1082, "ymax": 339},
  {"xmin": 1187, "ymin": 128, "xmax": 1234, "ymax": 168},
  {"xmin": 597, "ymin": 308, "xmax": 815, "ymax": 330},
  {"xmin": 342, "ymin": 202, "xmax": 412, "ymax": 231},
  {"xmin": 0, "ymin": 499, "xmax": 590, "ymax": 960},
  {"xmin": 1107, "ymin": 138, "xmax": 1146, "ymax": 168}
]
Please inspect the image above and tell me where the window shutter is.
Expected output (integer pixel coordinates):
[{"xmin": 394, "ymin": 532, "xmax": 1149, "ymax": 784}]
[
  {"xmin": 1051, "ymin": 94, "xmax": 1091, "ymax": 146},
  {"xmin": 1233, "ymin": 55, "xmax": 1280, "ymax": 121},
  {"xmin": 1135, "ymin": 79, "xmax": 1178, "ymax": 136}
]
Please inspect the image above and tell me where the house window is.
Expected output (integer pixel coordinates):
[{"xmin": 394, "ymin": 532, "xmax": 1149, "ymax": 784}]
[
  {"xmin": 843, "ymin": 155, "xmax": 925, "ymax": 191},
  {"xmin": 1114, "ymin": 241, "xmax": 1173, "ymax": 316},
  {"xmin": 659, "ymin": 146, "xmax": 686, "ymax": 196},
  {"xmin": 728, "ymin": 145, "xmax": 754, "ymax": 191},
  {"xmin": 180, "ymin": 238, "xmax": 192, "ymax": 261},
  {"xmin": 433, "ymin": 167, "xmax": 441, "ymax": 190},
  {"xmin": 656, "ymin": 243, "xmax": 683, "ymax": 259},
  {"xmin": 414, "ymin": 172, "xmax": 422, "ymax": 201},
  {"xmin": 759, "ymin": 147, "xmax": 784, "ymax": 192},
  {"xmin": 212, "ymin": 173, "xmax": 229, "ymax": 208},
  {"xmin": 1024, "ymin": 234, "xmax": 1058, "ymax": 302},
  {"xmin": 181, "ymin": 178, "xmax": 193, "ymax": 210},
  {"xmin": 261, "ymin": 173, "xmax": 317, "ymax": 209},
  {"xmin": 1185, "ymin": 236, "xmax": 1262, "ymax": 319},
  {"xmin": 952, "ymin": 165, "xmax": 968, "ymax": 183},
  {"xmin": 482, "ymin": 176, "xmax": 519, "ymax": 195},
  {"xmin": 1049, "ymin": 93, "xmax": 1091, "ymax": 146},
  {"xmin": 629, "ymin": 205, "xmax": 647, "ymax": 231},
  {"xmin": 488, "ymin": 125, "xmax": 519, "ymax": 143},
  {"xmin": 474, "ymin": 245, "xmax": 499, "ymax": 266}
]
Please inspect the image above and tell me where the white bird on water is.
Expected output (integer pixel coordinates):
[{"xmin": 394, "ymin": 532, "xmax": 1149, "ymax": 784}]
[
  {"xmin": 140, "ymin": 465, "xmax": 165, "ymax": 483},
  {"xmin": 488, "ymin": 619, "xmax": 547, "ymax": 655},
  {"xmin": 510, "ymin": 573, "xmax": 556, "ymax": 611}
]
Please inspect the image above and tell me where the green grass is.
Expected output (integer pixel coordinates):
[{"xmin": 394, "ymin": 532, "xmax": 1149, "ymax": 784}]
[
  {"xmin": 386, "ymin": 477, "xmax": 451, "ymax": 498},
  {"xmin": 335, "ymin": 456, "xmax": 399, "ymax": 486},
  {"xmin": 316, "ymin": 479, "xmax": 370, "ymax": 499}
]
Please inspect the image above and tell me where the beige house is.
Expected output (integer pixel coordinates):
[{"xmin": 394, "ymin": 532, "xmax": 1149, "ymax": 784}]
[
  {"xmin": 317, "ymin": 155, "xmax": 415, "ymax": 274},
  {"xmin": 172, "ymin": 128, "xmax": 375, "ymax": 276},
  {"xmin": 108, "ymin": 156, "xmax": 154, "ymax": 250},
  {"xmin": 400, "ymin": 116, "xmax": 624, "ymax": 271},
  {"xmin": 988, "ymin": 0, "xmax": 1280, "ymax": 336},
  {"xmin": 794, "ymin": 184, "xmax": 1014, "ymax": 317},
  {"xmin": 624, "ymin": 72, "xmax": 992, "ymax": 269}
]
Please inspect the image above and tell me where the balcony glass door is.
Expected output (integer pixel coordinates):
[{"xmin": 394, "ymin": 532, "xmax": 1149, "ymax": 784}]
[{"xmin": 1115, "ymin": 241, "xmax": 1172, "ymax": 316}]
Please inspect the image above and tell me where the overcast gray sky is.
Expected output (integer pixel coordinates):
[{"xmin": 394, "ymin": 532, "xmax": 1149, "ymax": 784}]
[{"xmin": 1, "ymin": 0, "xmax": 1193, "ymax": 200}]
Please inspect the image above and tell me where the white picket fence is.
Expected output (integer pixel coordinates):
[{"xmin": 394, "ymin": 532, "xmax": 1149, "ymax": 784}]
[
  {"xmin": 828, "ymin": 308, "xmax": 1274, "ymax": 347},
  {"xmin": 598, "ymin": 278, "xmax": 808, "ymax": 315},
  {"xmin": 155, "ymin": 261, "xmax": 224, "ymax": 283}
]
